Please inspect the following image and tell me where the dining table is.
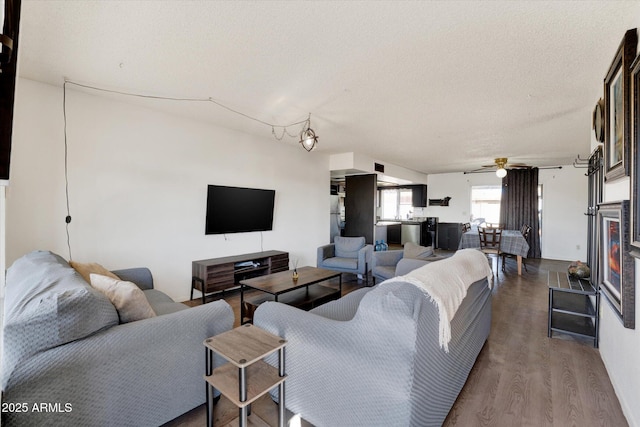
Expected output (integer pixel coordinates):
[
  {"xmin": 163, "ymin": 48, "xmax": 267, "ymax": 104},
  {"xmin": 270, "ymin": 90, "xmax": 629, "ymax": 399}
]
[{"xmin": 458, "ymin": 227, "xmax": 530, "ymax": 275}]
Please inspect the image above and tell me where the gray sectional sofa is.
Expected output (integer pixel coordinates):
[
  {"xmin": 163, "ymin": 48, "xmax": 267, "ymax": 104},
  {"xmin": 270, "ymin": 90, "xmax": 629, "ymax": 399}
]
[
  {"xmin": 371, "ymin": 242, "xmax": 448, "ymax": 284},
  {"xmin": 255, "ymin": 248, "xmax": 493, "ymax": 427},
  {"xmin": 1, "ymin": 250, "xmax": 234, "ymax": 427}
]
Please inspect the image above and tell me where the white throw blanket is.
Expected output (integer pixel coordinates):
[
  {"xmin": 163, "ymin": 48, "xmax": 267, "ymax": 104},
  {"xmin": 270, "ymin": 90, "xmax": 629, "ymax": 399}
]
[{"xmin": 380, "ymin": 249, "xmax": 493, "ymax": 352}]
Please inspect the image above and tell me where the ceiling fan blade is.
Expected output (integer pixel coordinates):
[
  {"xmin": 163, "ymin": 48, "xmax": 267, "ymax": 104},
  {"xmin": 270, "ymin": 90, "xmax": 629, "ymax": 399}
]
[{"xmin": 471, "ymin": 158, "xmax": 537, "ymax": 173}]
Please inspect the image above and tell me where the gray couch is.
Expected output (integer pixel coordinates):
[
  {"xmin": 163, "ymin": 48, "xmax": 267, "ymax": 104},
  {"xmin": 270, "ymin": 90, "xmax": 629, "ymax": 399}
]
[
  {"xmin": 255, "ymin": 249, "xmax": 492, "ymax": 427},
  {"xmin": 1, "ymin": 250, "xmax": 234, "ymax": 427},
  {"xmin": 371, "ymin": 244, "xmax": 447, "ymax": 284}
]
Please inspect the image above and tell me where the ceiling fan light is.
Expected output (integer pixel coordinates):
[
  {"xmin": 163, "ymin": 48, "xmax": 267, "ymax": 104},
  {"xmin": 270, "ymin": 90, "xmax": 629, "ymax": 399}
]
[{"xmin": 496, "ymin": 167, "xmax": 507, "ymax": 178}]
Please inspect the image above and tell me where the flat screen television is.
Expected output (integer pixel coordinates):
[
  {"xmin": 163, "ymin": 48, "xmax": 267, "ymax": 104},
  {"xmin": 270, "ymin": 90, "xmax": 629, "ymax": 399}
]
[{"xmin": 205, "ymin": 185, "xmax": 276, "ymax": 235}]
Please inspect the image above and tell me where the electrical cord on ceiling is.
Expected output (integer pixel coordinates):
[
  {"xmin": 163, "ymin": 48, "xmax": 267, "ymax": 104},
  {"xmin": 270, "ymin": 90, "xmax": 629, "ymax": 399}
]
[{"xmin": 64, "ymin": 80, "xmax": 310, "ymax": 140}]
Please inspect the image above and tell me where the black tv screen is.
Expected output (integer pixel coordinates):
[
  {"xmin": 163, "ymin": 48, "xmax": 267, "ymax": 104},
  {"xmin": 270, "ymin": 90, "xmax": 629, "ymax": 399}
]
[{"xmin": 205, "ymin": 185, "xmax": 275, "ymax": 234}]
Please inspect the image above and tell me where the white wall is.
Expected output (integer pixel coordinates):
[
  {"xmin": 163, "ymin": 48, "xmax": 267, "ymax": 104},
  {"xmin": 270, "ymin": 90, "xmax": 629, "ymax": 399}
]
[
  {"xmin": 538, "ymin": 167, "xmax": 588, "ymax": 261},
  {"xmin": 6, "ymin": 79, "xmax": 330, "ymax": 301},
  {"xmin": 426, "ymin": 168, "xmax": 587, "ymax": 260},
  {"xmin": 425, "ymin": 171, "xmax": 497, "ymax": 222},
  {"xmin": 597, "ymin": 21, "xmax": 640, "ymax": 427},
  {"xmin": 600, "ymin": 177, "xmax": 640, "ymax": 427},
  {"xmin": 329, "ymin": 152, "xmax": 429, "ymax": 185}
]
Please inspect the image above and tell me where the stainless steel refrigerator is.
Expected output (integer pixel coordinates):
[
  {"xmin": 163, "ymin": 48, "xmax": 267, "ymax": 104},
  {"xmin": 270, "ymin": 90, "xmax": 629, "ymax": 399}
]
[{"xmin": 330, "ymin": 194, "xmax": 344, "ymax": 242}]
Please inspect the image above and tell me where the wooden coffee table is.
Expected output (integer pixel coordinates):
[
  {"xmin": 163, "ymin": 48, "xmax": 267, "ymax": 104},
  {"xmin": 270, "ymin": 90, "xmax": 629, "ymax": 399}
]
[{"xmin": 240, "ymin": 266, "xmax": 342, "ymax": 324}]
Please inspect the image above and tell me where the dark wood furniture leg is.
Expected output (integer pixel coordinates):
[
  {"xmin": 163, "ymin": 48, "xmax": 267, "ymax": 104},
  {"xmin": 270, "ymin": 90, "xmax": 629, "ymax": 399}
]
[{"xmin": 192, "ymin": 276, "xmax": 205, "ymax": 303}]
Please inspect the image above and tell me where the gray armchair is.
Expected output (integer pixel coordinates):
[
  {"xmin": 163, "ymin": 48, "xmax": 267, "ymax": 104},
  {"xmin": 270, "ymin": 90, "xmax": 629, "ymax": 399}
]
[
  {"xmin": 372, "ymin": 243, "xmax": 447, "ymax": 284},
  {"xmin": 317, "ymin": 236, "xmax": 373, "ymax": 286}
]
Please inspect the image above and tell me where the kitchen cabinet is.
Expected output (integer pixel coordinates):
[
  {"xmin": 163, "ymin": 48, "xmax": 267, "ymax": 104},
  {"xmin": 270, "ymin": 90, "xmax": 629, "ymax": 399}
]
[
  {"xmin": 411, "ymin": 185, "xmax": 428, "ymax": 207},
  {"xmin": 437, "ymin": 222, "xmax": 463, "ymax": 251},
  {"xmin": 386, "ymin": 223, "xmax": 401, "ymax": 244}
]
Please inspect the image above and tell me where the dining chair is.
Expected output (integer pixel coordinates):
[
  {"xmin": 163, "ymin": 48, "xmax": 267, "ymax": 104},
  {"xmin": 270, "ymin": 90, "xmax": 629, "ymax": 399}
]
[
  {"xmin": 485, "ymin": 222, "xmax": 504, "ymax": 229},
  {"xmin": 478, "ymin": 226, "xmax": 504, "ymax": 272},
  {"xmin": 502, "ymin": 224, "xmax": 531, "ymax": 272}
]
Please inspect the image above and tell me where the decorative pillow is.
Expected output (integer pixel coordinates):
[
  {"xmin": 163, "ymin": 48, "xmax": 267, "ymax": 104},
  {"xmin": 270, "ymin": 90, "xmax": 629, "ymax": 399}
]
[
  {"xmin": 404, "ymin": 242, "xmax": 434, "ymax": 260},
  {"xmin": 70, "ymin": 260, "xmax": 120, "ymax": 284},
  {"xmin": 2, "ymin": 251, "xmax": 119, "ymax": 388},
  {"xmin": 90, "ymin": 274, "xmax": 156, "ymax": 323}
]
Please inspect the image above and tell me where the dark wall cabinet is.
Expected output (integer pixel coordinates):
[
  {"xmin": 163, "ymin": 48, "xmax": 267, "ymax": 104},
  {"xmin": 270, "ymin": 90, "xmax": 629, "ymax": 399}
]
[
  {"xmin": 411, "ymin": 185, "xmax": 428, "ymax": 207},
  {"xmin": 437, "ymin": 222, "xmax": 463, "ymax": 251}
]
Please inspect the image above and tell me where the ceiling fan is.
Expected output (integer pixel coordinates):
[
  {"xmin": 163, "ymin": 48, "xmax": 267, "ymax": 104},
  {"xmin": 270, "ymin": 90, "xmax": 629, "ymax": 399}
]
[{"xmin": 464, "ymin": 158, "xmax": 533, "ymax": 177}]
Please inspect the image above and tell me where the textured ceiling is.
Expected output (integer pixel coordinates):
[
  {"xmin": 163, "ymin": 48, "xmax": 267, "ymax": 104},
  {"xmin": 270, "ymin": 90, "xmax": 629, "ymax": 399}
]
[{"xmin": 16, "ymin": 1, "xmax": 640, "ymax": 174}]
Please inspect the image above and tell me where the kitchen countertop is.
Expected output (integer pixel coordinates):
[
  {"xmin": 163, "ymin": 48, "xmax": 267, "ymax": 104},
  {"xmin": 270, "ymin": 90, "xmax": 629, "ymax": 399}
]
[
  {"xmin": 376, "ymin": 220, "xmax": 425, "ymax": 225},
  {"xmin": 376, "ymin": 221, "xmax": 401, "ymax": 226}
]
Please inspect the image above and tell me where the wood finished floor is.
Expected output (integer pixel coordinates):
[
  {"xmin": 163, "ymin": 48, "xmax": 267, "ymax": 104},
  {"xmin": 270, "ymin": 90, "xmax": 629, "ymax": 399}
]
[{"xmin": 169, "ymin": 254, "xmax": 628, "ymax": 427}]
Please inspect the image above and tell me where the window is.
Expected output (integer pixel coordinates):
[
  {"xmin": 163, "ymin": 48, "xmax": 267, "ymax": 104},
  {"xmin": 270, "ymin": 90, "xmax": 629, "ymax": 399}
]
[
  {"xmin": 470, "ymin": 186, "xmax": 501, "ymax": 225},
  {"xmin": 380, "ymin": 188, "xmax": 414, "ymax": 220},
  {"xmin": 470, "ymin": 184, "xmax": 542, "ymax": 244},
  {"xmin": 538, "ymin": 184, "xmax": 543, "ymax": 245}
]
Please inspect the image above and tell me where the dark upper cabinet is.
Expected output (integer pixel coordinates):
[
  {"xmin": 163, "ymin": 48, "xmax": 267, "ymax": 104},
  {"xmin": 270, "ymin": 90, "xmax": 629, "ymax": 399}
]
[{"xmin": 411, "ymin": 185, "xmax": 428, "ymax": 207}]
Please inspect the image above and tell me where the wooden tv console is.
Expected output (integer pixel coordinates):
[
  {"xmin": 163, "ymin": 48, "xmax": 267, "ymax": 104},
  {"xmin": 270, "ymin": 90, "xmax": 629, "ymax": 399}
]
[{"xmin": 191, "ymin": 250, "xmax": 289, "ymax": 304}]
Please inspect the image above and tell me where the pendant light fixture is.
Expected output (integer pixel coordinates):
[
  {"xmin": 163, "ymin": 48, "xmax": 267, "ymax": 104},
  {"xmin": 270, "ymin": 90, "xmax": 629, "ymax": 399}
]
[{"xmin": 299, "ymin": 114, "xmax": 319, "ymax": 152}]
